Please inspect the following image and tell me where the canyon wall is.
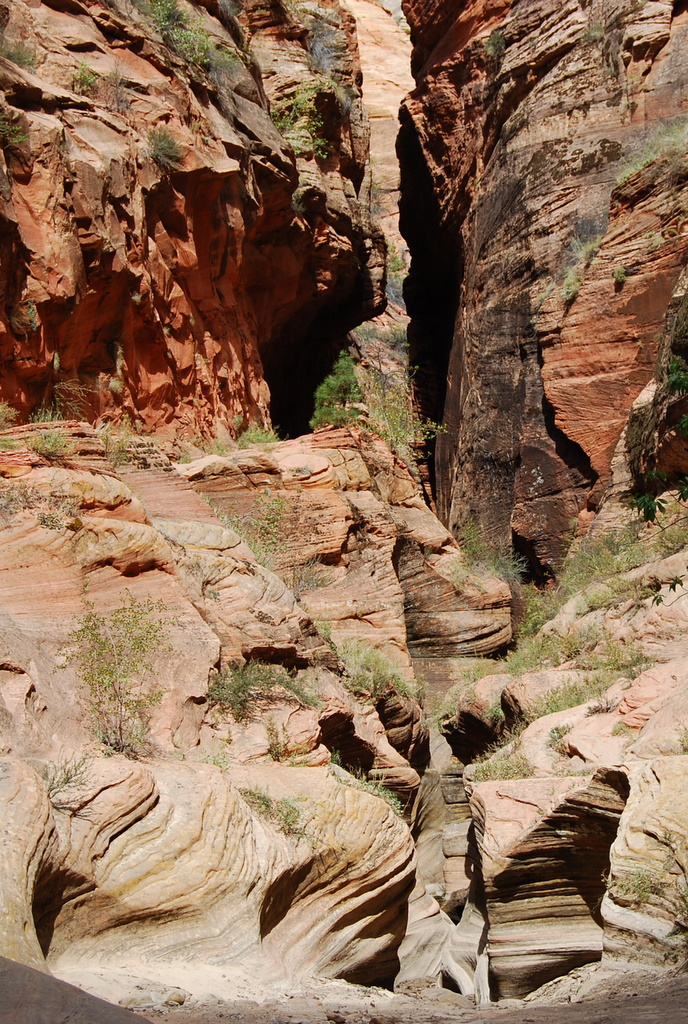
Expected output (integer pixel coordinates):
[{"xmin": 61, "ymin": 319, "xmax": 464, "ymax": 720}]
[
  {"xmin": 0, "ymin": 0, "xmax": 384, "ymax": 438},
  {"xmin": 399, "ymin": 0, "xmax": 688, "ymax": 572}
]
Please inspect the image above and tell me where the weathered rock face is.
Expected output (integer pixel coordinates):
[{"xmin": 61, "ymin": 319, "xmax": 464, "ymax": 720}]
[
  {"xmin": 399, "ymin": 0, "xmax": 688, "ymax": 572},
  {"xmin": 426, "ymin": 521, "xmax": 688, "ymax": 1000},
  {"xmin": 177, "ymin": 425, "xmax": 512, "ymax": 664},
  {"xmin": 0, "ymin": 0, "xmax": 383, "ymax": 438},
  {"xmin": 0, "ymin": 421, "xmax": 513, "ymax": 1003},
  {"xmin": 342, "ymin": 0, "xmax": 413, "ymax": 253}
]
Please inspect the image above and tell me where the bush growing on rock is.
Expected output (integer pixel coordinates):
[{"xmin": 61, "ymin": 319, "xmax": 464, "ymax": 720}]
[
  {"xmin": 472, "ymin": 746, "xmax": 534, "ymax": 782},
  {"xmin": 454, "ymin": 518, "xmax": 527, "ymax": 586},
  {"xmin": 220, "ymin": 492, "xmax": 288, "ymax": 569},
  {"xmin": 208, "ymin": 661, "xmax": 320, "ymax": 722},
  {"xmin": 28, "ymin": 430, "xmax": 75, "ymax": 461},
  {"xmin": 338, "ymin": 639, "xmax": 411, "ymax": 700},
  {"xmin": 235, "ymin": 421, "xmax": 281, "ymax": 447},
  {"xmin": 337, "ymin": 767, "xmax": 404, "ymax": 816},
  {"xmin": 149, "ymin": 127, "xmax": 183, "ymax": 169},
  {"xmin": 240, "ymin": 787, "xmax": 307, "ymax": 838},
  {"xmin": 0, "ymin": 400, "xmax": 18, "ymax": 430},
  {"xmin": 61, "ymin": 592, "xmax": 171, "ymax": 757}
]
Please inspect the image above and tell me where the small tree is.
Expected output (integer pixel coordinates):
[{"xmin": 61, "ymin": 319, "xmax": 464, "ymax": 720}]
[{"xmin": 61, "ymin": 592, "xmax": 171, "ymax": 756}]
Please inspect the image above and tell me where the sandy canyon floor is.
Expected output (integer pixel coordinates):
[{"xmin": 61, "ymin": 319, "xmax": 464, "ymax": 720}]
[{"xmin": 143, "ymin": 966, "xmax": 688, "ymax": 1024}]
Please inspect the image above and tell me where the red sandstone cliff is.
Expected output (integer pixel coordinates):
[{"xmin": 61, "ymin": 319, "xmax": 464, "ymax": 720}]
[
  {"xmin": 399, "ymin": 0, "xmax": 688, "ymax": 573},
  {"xmin": 0, "ymin": 0, "xmax": 384, "ymax": 438}
]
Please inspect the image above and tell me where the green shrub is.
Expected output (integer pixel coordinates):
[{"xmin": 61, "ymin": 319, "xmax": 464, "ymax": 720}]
[
  {"xmin": 28, "ymin": 430, "xmax": 74, "ymax": 461},
  {"xmin": 149, "ymin": 0, "xmax": 214, "ymax": 67},
  {"xmin": 208, "ymin": 661, "xmax": 319, "ymax": 722},
  {"xmin": 0, "ymin": 401, "xmax": 18, "ymax": 430},
  {"xmin": 282, "ymin": 557, "xmax": 334, "ymax": 599},
  {"xmin": 343, "ymin": 768, "xmax": 404, "ymax": 815},
  {"xmin": 271, "ymin": 81, "xmax": 330, "ymax": 159},
  {"xmin": 0, "ymin": 34, "xmax": 36, "ymax": 69},
  {"xmin": 612, "ymin": 721, "xmax": 635, "ymax": 739},
  {"xmin": 528, "ymin": 678, "xmax": 604, "ymax": 719},
  {"xmin": 45, "ymin": 755, "xmax": 90, "ymax": 803},
  {"xmin": 617, "ymin": 116, "xmax": 688, "ymax": 184},
  {"xmin": 456, "ymin": 518, "xmax": 527, "ymax": 585},
  {"xmin": 547, "ymin": 724, "xmax": 570, "ymax": 756},
  {"xmin": 265, "ymin": 714, "xmax": 287, "ymax": 760},
  {"xmin": 60, "ymin": 593, "xmax": 170, "ymax": 757},
  {"xmin": 219, "ymin": 492, "xmax": 288, "ymax": 569},
  {"xmin": 73, "ymin": 62, "xmax": 98, "ymax": 95},
  {"xmin": 614, "ymin": 867, "xmax": 662, "ymax": 904},
  {"xmin": 483, "ymin": 29, "xmax": 506, "ymax": 59},
  {"xmin": 613, "ymin": 265, "xmax": 628, "ymax": 285},
  {"xmin": 149, "ymin": 127, "xmax": 183, "ymax": 169},
  {"xmin": 582, "ymin": 22, "xmax": 604, "ymax": 43},
  {"xmin": 472, "ymin": 747, "xmax": 533, "ymax": 782},
  {"xmin": 0, "ymin": 113, "xmax": 28, "ymax": 145},
  {"xmin": 310, "ymin": 352, "xmax": 361, "ymax": 429},
  {"xmin": 236, "ymin": 422, "xmax": 281, "ymax": 447},
  {"xmin": 338, "ymin": 639, "xmax": 411, "ymax": 699},
  {"xmin": 240, "ymin": 787, "xmax": 306, "ymax": 837},
  {"xmin": 359, "ymin": 361, "xmax": 444, "ymax": 460}
]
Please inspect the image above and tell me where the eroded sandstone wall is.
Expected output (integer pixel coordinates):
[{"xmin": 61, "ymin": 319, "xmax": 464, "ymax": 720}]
[
  {"xmin": 399, "ymin": 0, "xmax": 688, "ymax": 573},
  {"xmin": 0, "ymin": 0, "xmax": 384, "ymax": 438}
]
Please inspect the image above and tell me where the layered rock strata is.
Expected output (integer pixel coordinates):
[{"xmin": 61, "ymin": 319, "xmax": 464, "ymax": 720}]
[
  {"xmin": 0, "ymin": 421, "xmax": 510, "ymax": 1002},
  {"xmin": 399, "ymin": 0, "xmax": 688, "ymax": 571},
  {"xmin": 435, "ymin": 530, "xmax": 688, "ymax": 999}
]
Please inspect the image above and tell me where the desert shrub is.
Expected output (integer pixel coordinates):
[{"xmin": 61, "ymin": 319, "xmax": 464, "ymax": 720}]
[
  {"xmin": 483, "ymin": 28, "xmax": 506, "ymax": 59},
  {"xmin": 336, "ymin": 766, "xmax": 404, "ymax": 815},
  {"xmin": 265, "ymin": 715, "xmax": 287, "ymax": 760},
  {"xmin": 612, "ymin": 721, "xmax": 635, "ymax": 739},
  {"xmin": 149, "ymin": 0, "xmax": 214, "ymax": 67},
  {"xmin": 613, "ymin": 265, "xmax": 628, "ymax": 285},
  {"xmin": 338, "ymin": 639, "xmax": 411, "ymax": 699},
  {"xmin": 219, "ymin": 492, "xmax": 288, "ymax": 569},
  {"xmin": 0, "ymin": 401, "xmax": 18, "ymax": 430},
  {"xmin": 0, "ymin": 33, "xmax": 36, "ymax": 69},
  {"xmin": 208, "ymin": 661, "xmax": 319, "ymax": 722},
  {"xmin": 582, "ymin": 22, "xmax": 604, "ymax": 42},
  {"xmin": 586, "ymin": 693, "xmax": 620, "ymax": 715},
  {"xmin": 359, "ymin": 360, "xmax": 443, "ymax": 460},
  {"xmin": 515, "ymin": 524, "xmax": 647, "ymax": 642},
  {"xmin": 100, "ymin": 66, "xmax": 131, "ymax": 112},
  {"xmin": 472, "ymin": 747, "xmax": 533, "ymax": 782},
  {"xmin": 60, "ymin": 593, "xmax": 170, "ymax": 757},
  {"xmin": 149, "ymin": 127, "xmax": 182, "ymax": 169},
  {"xmin": 560, "ymin": 234, "xmax": 602, "ymax": 303},
  {"xmin": 240, "ymin": 787, "xmax": 306, "ymax": 837},
  {"xmin": 676, "ymin": 728, "xmax": 688, "ymax": 754},
  {"xmin": 45, "ymin": 755, "xmax": 90, "ymax": 803},
  {"xmin": 73, "ymin": 62, "xmax": 98, "ymax": 95},
  {"xmin": 271, "ymin": 81, "xmax": 330, "ymax": 159},
  {"xmin": 282, "ymin": 557, "xmax": 334, "ymax": 599},
  {"xmin": 528, "ymin": 676, "xmax": 608, "ymax": 720},
  {"xmin": 102, "ymin": 429, "xmax": 132, "ymax": 468},
  {"xmin": 310, "ymin": 352, "xmax": 361, "ymax": 429},
  {"xmin": 236, "ymin": 422, "xmax": 281, "ymax": 447},
  {"xmin": 456, "ymin": 518, "xmax": 527, "ymax": 585},
  {"xmin": 0, "ymin": 112, "xmax": 28, "ymax": 145},
  {"xmin": 614, "ymin": 867, "xmax": 662, "ymax": 904},
  {"xmin": 617, "ymin": 116, "xmax": 688, "ymax": 183},
  {"xmin": 547, "ymin": 724, "xmax": 570, "ymax": 756},
  {"xmin": 29, "ymin": 430, "xmax": 74, "ymax": 460}
]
